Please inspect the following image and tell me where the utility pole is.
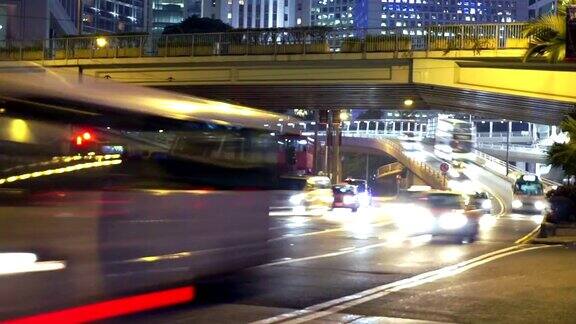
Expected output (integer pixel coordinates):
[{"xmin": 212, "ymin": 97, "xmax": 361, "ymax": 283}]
[
  {"xmin": 77, "ymin": 0, "xmax": 82, "ymax": 35},
  {"xmin": 506, "ymin": 121, "xmax": 511, "ymax": 176}
]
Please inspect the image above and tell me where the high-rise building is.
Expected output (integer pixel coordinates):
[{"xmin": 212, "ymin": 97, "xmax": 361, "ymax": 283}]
[
  {"xmin": 189, "ymin": 0, "xmax": 303, "ymax": 29},
  {"xmin": 151, "ymin": 0, "xmax": 185, "ymax": 33},
  {"xmin": 81, "ymin": 0, "xmax": 147, "ymax": 34},
  {"xmin": 310, "ymin": 0, "xmax": 529, "ymax": 32},
  {"xmin": 529, "ymin": 0, "xmax": 556, "ymax": 19},
  {"xmin": 0, "ymin": 0, "xmax": 148, "ymax": 41}
]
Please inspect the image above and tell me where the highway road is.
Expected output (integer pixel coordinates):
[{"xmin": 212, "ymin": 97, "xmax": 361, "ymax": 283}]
[{"xmin": 116, "ymin": 158, "xmax": 544, "ymax": 323}]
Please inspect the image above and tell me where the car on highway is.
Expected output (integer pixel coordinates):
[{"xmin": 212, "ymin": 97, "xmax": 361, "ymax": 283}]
[
  {"xmin": 331, "ymin": 184, "xmax": 361, "ymax": 212},
  {"xmin": 467, "ymin": 191, "xmax": 493, "ymax": 213},
  {"xmin": 286, "ymin": 176, "xmax": 334, "ymax": 214},
  {"xmin": 343, "ymin": 178, "xmax": 371, "ymax": 206},
  {"xmin": 395, "ymin": 191, "xmax": 481, "ymax": 243}
]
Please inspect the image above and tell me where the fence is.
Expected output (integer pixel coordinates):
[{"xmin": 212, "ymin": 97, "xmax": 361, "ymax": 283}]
[{"xmin": 0, "ymin": 23, "xmax": 529, "ymax": 61}]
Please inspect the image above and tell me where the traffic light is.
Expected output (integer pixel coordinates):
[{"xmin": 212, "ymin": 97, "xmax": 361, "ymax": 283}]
[{"xmin": 75, "ymin": 131, "xmax": 93, "ymax": 146}]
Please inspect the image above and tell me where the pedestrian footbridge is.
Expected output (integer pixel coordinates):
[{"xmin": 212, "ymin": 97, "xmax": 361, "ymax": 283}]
[{"xmin": 2, "ymin": 23, "xmax": 575, "ymax": 123}]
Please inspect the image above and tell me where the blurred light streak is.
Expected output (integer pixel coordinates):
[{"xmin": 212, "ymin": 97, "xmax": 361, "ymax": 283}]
[
  {"xmin": 479, "ymin": 214, "xmax": 497, "ymax": 229},
  {"xmin": 0, "ymin": 253, "xmax": 66, "ymax": 276},
  {"xmin": 5, "ymin": 287, "xmax": 196, "ymax": 324}
]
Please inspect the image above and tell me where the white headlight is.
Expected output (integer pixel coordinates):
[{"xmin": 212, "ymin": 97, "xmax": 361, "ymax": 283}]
[
  {"xmin": 394, "ymin": 205, "xmax": 435, "ymax": 233},
  {"xmin": 512, "ymin": 200, "xmax": 523, "ymax": 209},
  {"xmin": 438, "ymin": 212, "xmax": 468, "ymax": 230},
  {"xmin": 343, "ymin": 195, "xmax": 356, "ymax": 205},
  {"xmin": 289, "ymin": 194, "xmax": 304, "ymax": 205},
  {"xmin": 481, "ymin": 200, "xmax": 492, "ymax": 209},
  {"xmin": 534, "ymin": 201, "xmax": 546, "ymax": 211}
]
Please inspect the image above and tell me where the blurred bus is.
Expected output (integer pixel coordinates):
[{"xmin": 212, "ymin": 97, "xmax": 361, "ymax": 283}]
[
  {"xmin": 434, "ymin": 117, "xmax": 476, "ymax": 161},
  {"xmin": 0, "ymin": 70, "xmax": 295, "ymax": 320},
  {"xmin": 511, "ymin": 174, "xmax": 547, "ymax": 214},
  {"xmin": 277, "ymin": 134, "xmax": 314, "ymax": 176}
]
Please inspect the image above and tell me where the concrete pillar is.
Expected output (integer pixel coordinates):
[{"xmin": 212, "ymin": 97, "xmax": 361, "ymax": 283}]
[
  {"xmin": 365, "ymin": 121, "xmax": 370, "ymax": 134},
  {"xmin": 551, "ymin": 125, "xmax": 558, "ymax": 137},
  {"xmin": 375, "ymin": 121, "xmax": 380, "ymax": 134},
  {"xmin": 489, "ymin": 121, "xmax": 493, "ymax": 138},
  {"xmin": 392, "ymin": 122, "xmax": 396, "ymax": 132},
  {"xmin": 400, "ymin": 122, "xmax": 404, "ymax": 132}
]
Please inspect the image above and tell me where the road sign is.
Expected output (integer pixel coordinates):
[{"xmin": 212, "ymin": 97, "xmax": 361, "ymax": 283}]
[{"xmin": 440, "ymin": 162, "xmax": 450, "ymax": 174}]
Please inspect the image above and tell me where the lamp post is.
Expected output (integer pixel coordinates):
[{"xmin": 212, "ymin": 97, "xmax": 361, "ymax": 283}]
[{"xmin": 77, "ymin": 0, "xmax": 83, "ymax": 35}]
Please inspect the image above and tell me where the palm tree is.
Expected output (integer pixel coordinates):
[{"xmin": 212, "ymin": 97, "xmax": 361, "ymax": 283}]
[
  {"xmin": 522, "ymin": 14, "xmax": 566, "ymax": 63},
  {"xmin": 547, "ymin": 116, "xmax": 576, "ymax": 176}
]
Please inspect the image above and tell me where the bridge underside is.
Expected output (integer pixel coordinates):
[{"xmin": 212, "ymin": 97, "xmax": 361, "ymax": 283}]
[{"xmin": 161, "ymin": 83, "xmax": 573, "ymax": 124}]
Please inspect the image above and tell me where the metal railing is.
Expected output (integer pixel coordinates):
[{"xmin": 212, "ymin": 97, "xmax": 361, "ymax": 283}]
[
  {"xmin": 377, "ymin": 162, "xmax": 404, "ymax": 177},
  {"xmin": 0, "ymin": 23, "xmax": 529, "ymax": 61},
  {"xmin": 476, "ymin": 131, "xmax": 532, "ymax": 138},
  {"xmin": 474, "ymin": 150, "xmax": 560, "ymax": 187},
  {"xmin": 476, "ymin": 142, "xmax": 547, "ymax": 154}
]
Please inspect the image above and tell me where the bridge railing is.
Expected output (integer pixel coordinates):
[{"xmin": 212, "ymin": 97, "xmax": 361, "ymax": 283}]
[{"xmin": 0, "ymin": 23, "xmax": 529, "ymax": 61}]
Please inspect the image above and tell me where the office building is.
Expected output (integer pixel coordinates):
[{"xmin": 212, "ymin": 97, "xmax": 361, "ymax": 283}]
[
  {"xmin": 529, "ymin": 0, "xmax": 556, "ymax": 19},
  {"xmin": 310, "ymin": 0, "xmax": 529, "ymax": 32},
  {"xmin": 81, "ymin": 0, "xmax": 147, "ymax": 34},
  {"xmin": 0, "ymin": 0, "xmax": 147, "ymax": 41},
  {"xmin": 151, "ymin": 0, "xmax": 185, "ymax": 33},
  {"xmin": 190, "ymin": 0, "xmax": 304, "ymax": 29}
]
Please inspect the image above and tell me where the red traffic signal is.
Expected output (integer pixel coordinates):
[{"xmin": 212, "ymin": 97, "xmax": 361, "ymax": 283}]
[{"xmin": 75, "ymin": 131, "xmax": 94, "ymax": 146}]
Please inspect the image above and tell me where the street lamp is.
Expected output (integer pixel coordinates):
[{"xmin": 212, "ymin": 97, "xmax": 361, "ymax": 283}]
[
  {"xmin": 339, "ymin": 111, "xmax": 350, "ymax": 121},
  {"xmin": 96, "ymin": 37, "xmax": 108, "ymax": 48},
  {"xmin": 404, "ymin": 99, "xmax": 414, "ymax": 107}
]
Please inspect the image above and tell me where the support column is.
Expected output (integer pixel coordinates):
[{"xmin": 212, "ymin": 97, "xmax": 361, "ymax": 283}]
[
  {"xmin": 313, "ymin": 112, "xmax": 319, "ymax": 174},
  {"xmin": 489, "ymin": 121, "xmax": 493, "ymax": 138},
  {"xmin": 365, "ymin": 121, "xmax": 370, "ymax": 134},
  {"xmin": 400, "ymin": 122, "xmax": 404, "ymax": 132}
]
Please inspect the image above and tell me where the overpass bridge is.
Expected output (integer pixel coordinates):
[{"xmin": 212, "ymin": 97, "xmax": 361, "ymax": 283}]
[{"xmin": 1, "ymin": 23, "xmax": 575, "ymax": 124}]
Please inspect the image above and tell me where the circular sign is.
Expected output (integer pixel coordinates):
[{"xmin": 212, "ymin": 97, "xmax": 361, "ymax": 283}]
[{"xmin": 440, "ymin": 162, "xmax": 450, "ymax": 173}]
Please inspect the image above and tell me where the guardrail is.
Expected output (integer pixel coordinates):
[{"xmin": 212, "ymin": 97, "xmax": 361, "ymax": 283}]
[
  {"xmin": 476, "ymin": 142, "xmax": 547, "ymax": 155},
  {"xmin": 476, "ymin": 131, "xmax": 531, "ymax": 138},
  {"xmin": 377, "ymin": 162, "xmax": 404, "ymax": 177},
  {"xmin": 0, "ymin": 23, "xmax": 529, "ymax": 61},
  {"xmin": 474, "ymin": 149, "xmax": 560, "ymax": 187}
]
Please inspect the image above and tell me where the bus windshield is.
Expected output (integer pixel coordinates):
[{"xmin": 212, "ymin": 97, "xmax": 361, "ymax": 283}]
[{"xmin": 515, "ymin": 181, "xmax": 544, "ymax": 196}]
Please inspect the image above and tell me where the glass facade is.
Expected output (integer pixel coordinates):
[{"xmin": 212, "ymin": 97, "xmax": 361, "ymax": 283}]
[
  {"xmin": 528, "ymin": 0, "xmax": 555, "ymax": 19},
  {"xmin": 311, "ymin": 0, "xmax": 529, "ymax": 31},
  {"xmin": 81, "ymin": 0, "xmax": 146, "ymax": 34},
  {"xmin": 152, "ymin": 0, "xmax": 185, "ymax": 33}
]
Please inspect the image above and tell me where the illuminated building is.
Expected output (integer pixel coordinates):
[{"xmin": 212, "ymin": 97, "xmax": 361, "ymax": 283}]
[
  {"xmin": 529, "ymin": 0, "xmax": 556, "ymax": 19},
  {"xmin": 310, "ymin": 0, "xmax": 529, "ymax": 32},
  {"xmin": 0, "ymin": 0, "xmax": 147, "ymax": 41},
  {"xmin": 152, "ymin": 0, "xmax": 185, "ymax": 33},
  {"xmin": 196, "ymin": 0, "xmax": 304, "ymax": 28}
]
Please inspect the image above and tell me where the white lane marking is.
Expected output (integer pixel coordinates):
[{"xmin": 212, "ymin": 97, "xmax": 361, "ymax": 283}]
[
  {"xmin": 269, "ymin": 220, "xmax": 394, "ymax": 242},
  {"xmin": 252, "ymin": 244, "xmax": 555, "ymax": 324},
  {"xmin": 260, "ymin": 241, "xmax": 391, "ymax": 267}
]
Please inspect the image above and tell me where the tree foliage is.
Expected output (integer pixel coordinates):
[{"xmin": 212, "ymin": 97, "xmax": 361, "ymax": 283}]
[
  {"xmin": 163, "ymin": 16, "xmax": 233, "ymax": 34},
  {"xmin": 547, "ymin": 116, "xmax": 576, "ymax": 176},
  {"xmin": 523, "ymin": 14, "xmax": 566, "ymax": 63}
]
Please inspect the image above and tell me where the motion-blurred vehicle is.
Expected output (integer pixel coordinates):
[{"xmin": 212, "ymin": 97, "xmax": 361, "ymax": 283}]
[
  {"xmin": 434, "ymin": 116, "xmax": 476, "ymax": 162},
  {"xmin": 399, "ymin": 131, "xmax": 423, "ymax": 151},
  {"xmin": 277, "ymin": 134, "xmax": 314, "ymax": 176},
  {"xmin": 331, "ymin": 184, "xmax": 360, "ymax": 212},
  {"xmin": 286, "ymin": 176, "xmax": 333, "ymax": 214},
  {"xmin": 343, "ymin": 178, "xmax": 371, "ymax": 206},
  {"xmin": 0, "ymin": 70, "xmax": 294, "ymax": 320},
  {"xmin": 467, "ymin": 191, "xmax": 493, "ymax": 213},
  {"xmin": 511, "ymin": 174, "xmax": 547, "ymax": 214},
  {"xmin": 396, "ymin": 191, "xmax": 480, "ymax": 243}
]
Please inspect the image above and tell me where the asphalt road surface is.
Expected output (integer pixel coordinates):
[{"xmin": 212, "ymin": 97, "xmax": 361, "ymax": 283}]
[{"xmin": 119, "ymin": 159, "xmax": 545, "ymax": 324}]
